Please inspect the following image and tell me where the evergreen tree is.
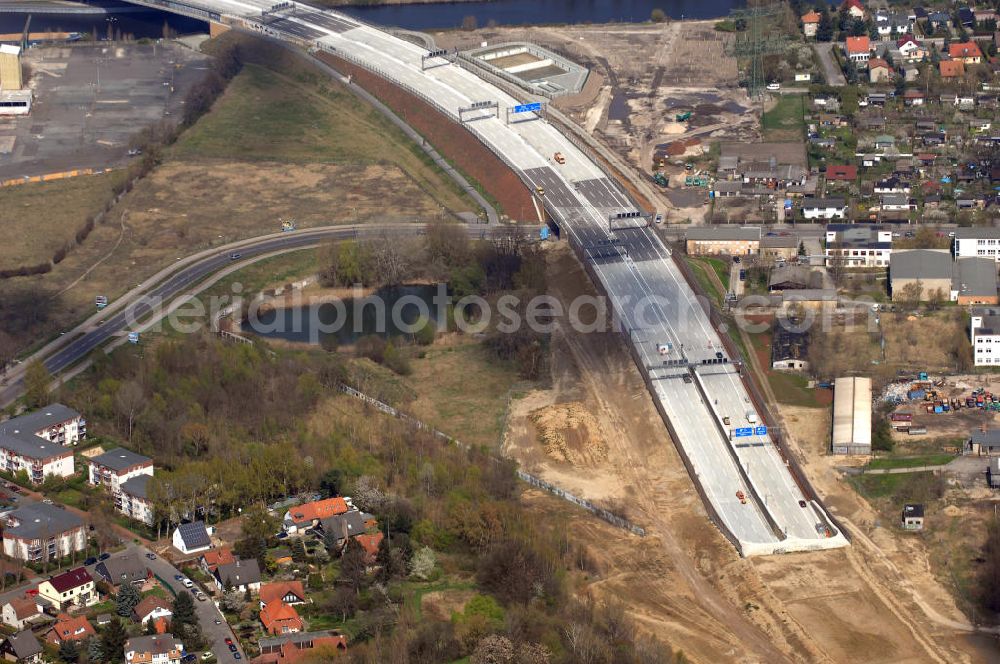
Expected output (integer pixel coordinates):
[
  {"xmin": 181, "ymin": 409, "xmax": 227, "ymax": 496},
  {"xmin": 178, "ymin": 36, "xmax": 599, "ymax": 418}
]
[
  {"xmin": 100, "ymin": 619, "xmax": 128, "ymax": 663},
  {"xmin": 340, "ymin": 538, "xmax": 368, "ymax": 593},
  {"xmin": 817, "ymin": 8, "xmax": 834, "ymax": 42},
  {"xmin": 115, "ymin": 582, "xmax": 141, "ymax": 617},
  {"xmin": 58, "ymin": 639, "xmax": 79, "ymax": 664}
]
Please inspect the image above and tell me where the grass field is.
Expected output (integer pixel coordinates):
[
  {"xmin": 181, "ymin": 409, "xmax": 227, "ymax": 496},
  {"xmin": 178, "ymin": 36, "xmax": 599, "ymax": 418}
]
[
  {"xmin": 763, "ymin": 94, "xmax": 806, "ymax": 141},
  {"xmin": 684, "ymin": 258, "xmax": 725, "ymax": 305},
  {"xmin": 867, "ymin": 454, "xmax": 955, "ymax": 470},
  {"xmin": 848, "ymin": 470, "xmax": 943, "ymax": 502},
  {"xmin": 0, "ymin": 38, "xmax": 476, "ymax": 357},
  {"xmin": 0, "ymin": 171, "xmax": 126, "ymax": 270}
]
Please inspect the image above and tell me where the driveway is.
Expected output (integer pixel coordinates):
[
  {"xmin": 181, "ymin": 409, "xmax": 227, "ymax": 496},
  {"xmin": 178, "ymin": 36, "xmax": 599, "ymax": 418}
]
[
  {"xmin": 128, "ymin": 544, "xmax": 244, "ymax": 662},
  {"xmin": 813, "ymin": 42, "xmax": 847, "ymax": 86}
]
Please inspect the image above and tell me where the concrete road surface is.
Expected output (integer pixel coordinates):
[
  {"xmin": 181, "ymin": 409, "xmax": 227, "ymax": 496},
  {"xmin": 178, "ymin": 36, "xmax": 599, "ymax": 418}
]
[{"xmin": 813, "ymin": 43, "xmax": 847, "ymax": 86}]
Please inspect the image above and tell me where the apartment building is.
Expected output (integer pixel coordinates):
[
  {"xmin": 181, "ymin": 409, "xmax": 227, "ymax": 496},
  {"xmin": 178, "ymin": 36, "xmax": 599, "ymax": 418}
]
[
  {"xmin": 954, "ymin": 228, "xmax": 1000, "ymax": 261},
  {"xmin": 88, "ymin": 448, "xmax": 153, "ymax": 494},
  {"xmin": 825, "ymin": 224, "xmax": 893, "ymax": 268},
  {"xmin": 2, "ymin": 504, "xmax": 86, "ymax": 564}
]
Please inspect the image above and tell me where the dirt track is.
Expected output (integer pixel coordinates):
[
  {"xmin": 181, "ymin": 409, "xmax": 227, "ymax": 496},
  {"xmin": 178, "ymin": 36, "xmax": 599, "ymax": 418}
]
[{"xmin": 504, "ymin": 243, "xmax": 996, "ymax": 663}]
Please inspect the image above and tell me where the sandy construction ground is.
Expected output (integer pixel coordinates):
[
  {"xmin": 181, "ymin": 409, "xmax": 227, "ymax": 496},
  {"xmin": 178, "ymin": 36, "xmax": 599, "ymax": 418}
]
[{"xmin": 501, "ymin": 243, "xmax": 997, "ymax": 663}]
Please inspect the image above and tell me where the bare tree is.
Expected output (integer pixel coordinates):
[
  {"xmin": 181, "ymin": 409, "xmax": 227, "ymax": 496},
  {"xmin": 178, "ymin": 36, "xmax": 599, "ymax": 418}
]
[{"xmin": 115, "ymin": 380, "xmax": 146, "ymax": 442}]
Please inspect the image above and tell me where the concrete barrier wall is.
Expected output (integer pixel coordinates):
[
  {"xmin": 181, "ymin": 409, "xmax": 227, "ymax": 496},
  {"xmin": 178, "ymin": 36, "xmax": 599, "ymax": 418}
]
[{"xmin": 506, "ymin": 58, "xmax": 554, "ymax": 74}]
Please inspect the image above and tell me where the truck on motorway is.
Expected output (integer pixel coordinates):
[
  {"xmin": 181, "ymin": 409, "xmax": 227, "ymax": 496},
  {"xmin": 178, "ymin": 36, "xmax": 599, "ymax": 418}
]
[
  {"xmin": 553, "ymin": 152, "xmax": 565, "ymax": 164},
  {"xmin": 746, "ymin": 410, "xmax": 758, "ymax": 424}
]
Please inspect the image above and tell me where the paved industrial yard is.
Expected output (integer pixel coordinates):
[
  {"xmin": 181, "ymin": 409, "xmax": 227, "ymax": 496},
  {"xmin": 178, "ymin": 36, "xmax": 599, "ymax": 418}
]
[
  {"xmin": 0, "ymin": 42, "xmax": 207, "ymax": 180},
  {"xmin": 119, "ymin": 0, "xmax": 848, "ymax": 556}
]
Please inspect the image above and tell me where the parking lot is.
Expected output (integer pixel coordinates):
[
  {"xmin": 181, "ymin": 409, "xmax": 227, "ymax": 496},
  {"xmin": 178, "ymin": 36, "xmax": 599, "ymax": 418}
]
[{"xmin": 0, "ymin": 41, "xmax": 208, "ymax": 180}]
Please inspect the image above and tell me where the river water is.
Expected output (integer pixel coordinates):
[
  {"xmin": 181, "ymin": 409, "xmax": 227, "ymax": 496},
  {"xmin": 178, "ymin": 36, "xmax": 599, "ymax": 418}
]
[{"xmin": 1, "ymin": 0, "xmax": 742, "ymax": 39}]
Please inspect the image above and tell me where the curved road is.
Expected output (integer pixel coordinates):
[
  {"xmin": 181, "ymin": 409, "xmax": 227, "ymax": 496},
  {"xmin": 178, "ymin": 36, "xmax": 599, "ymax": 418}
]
[{"xmin": 1, "ymin": 223, "xmax": 518, "ymax": 407}]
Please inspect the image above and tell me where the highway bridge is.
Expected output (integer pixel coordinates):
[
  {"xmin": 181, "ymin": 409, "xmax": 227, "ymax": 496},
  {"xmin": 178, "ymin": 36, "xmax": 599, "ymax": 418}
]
[{"xmin": 102, "ymin": 0, "xmax": 847, "ymax": 555}]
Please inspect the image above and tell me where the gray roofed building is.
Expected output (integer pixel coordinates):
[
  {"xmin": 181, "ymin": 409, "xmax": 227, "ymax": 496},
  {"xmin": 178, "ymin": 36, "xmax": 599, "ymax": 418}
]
[
  {"xmin": 686, "ymin": 227, "xmax": 761, "ymax": 242},
  {"xmin": 0, "ymin": 405, "xmax": 80, "ymax": 437},
  {"xmin": 172, "ymin": 521, "xmax": 211, "ymax": 555},
  {"xmin": 970, "ymin": 429, "xmax": 1000, "ymax": 454},
  {"xmin": 989, "ymin": 457, "xmax": 1000, "ymax": 489},
  {"xmin": 320, "ymin": 510, "xmax": 371, "ymax": 547},
  {"xmin": 802, "ymin": 197, "xmax": 846, "ymax": 209},
  {"xmin": 124, "ymin": 634, "xmax": 183, "ymax": 659},
  {"xmin": 955, "ymin": 227, "xmax": 1000, "ymax": 240},
  {"xmin": 3, "ymin": 503, "xmax": 83, "ymax": 541},
  {"xmin": 120, "ymin": 474, "xmax": 151, "ymax": 500},
  {"xmin": 215, "ymin": 558, "xmax": 262, "ymax": 591},
  {"xmin": 953, "ymin": 257, "xmax": 998, "ymax": 302},
  {"xmin": 89, "ymin": 448, "xmax": 152, "ymax": 472},
  {"xmin": 760, "ymin": 235, "xmax": 799, "ymax": 249},
  {"xmin": 0, "ymin": 432, "xmax": 66, "ymax": 462},
  {"xmin": 1, "ymin": 630, "xmax": 42, "ymax": 661},
  {"xmin": 95, "ymin": 553, "xmax": 150, "ymax": 587},
  {"xmin": 890, "ymin": 249, "xmax": 953, "ymax": 280}
]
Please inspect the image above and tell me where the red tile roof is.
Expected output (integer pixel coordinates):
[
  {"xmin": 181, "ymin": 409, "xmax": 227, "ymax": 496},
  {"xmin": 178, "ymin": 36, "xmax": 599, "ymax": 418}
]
[
  {"xmin": 260, "ymin": 581, "xmax": 306, "ymax": 608},
  {"xmin": 255, "ymin": 634, "xmax": 348, "ymax": 663},
  {"xmin": 201, "ymin": 547, "xmax": 236, "ymax": 572},
  {"xmin": 841, "ymin": 0, "xmax": 865, "ymax": 13},
  {"xmin": 949, "ymin": 41, "xmax": 983, "ymax": 60},
  {"xmin": 260, "ymin": 601, "xmax": 303, "ymax": 635},
  {"xmin": 940, "ymin": 60, "xmax": 965, "ymax": 77},
  {"xmin": 47, "ymin": 568, "xmax": 92, "ymax": 594},
  {"xmin": 354, "ymin": 532, "xmax": 383, "ymax": 564},
  {"xmin": 826, "ymin": 165, "xmax": 857, "ymax": 181},
  {"xmin": 288, "ymin": 498, "xmax": 348, "ymax": 525},
  {"xmin": 868, "ymin": 57, "xmax": 890, "ymax": 71},
  {"xmin": 6, "ymin": 596, "xmax": 39, "ymax": 621},
  {"xmin": 801, "ymin": 10, "xmax": 820, "ymax": 23},
  {"xmin": 846, "ymin": 36, "xmax": 871, "ymax": 55},
  {"xmin": 46, "ymin": 614, "xmax": 95, "ymax": 644}
]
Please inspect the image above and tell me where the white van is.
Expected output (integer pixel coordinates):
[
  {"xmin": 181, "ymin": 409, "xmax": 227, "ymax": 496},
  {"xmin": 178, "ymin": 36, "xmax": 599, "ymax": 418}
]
[{"xmin": 746, "ymin": 410, "xmax": 758, "ymax": 424}]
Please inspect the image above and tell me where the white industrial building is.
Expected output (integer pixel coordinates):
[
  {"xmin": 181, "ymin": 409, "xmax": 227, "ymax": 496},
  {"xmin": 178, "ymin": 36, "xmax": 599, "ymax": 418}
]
[
  {"xmin": 954, "ymin": 228, "xmax": 1000, "ymax": 262},
  {"xmin": 970, "ymin": 308, "xmax": 1000, "ymax": 366},
  {"xmin": 832, "ymin": 376, "xmax": 872, "ymax": 454}
]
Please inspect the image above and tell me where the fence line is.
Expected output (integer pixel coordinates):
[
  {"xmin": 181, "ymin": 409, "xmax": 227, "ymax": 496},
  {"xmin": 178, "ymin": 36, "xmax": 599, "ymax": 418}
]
[{"xmin": 338, "ymin": 384, "xmax": 646, "ymax": 537}]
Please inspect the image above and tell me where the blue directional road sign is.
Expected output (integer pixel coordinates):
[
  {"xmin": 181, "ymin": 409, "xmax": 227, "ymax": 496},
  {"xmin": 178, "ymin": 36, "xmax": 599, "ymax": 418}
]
[
  {"xmin": 754, "ymin": 426, "xmax": 768, "ymax": 436},
  {"xmin": 540, "ymin": 226, "xmax": 550, "ymax": 240},
  {"xmin": 127, "ymin": 332, "xmax": 140, "ymax": 344},
  {"xmin": 513, "ymin": 102, "xmax": 542, "ymax": 114},
  {"xmin": 734, "ymin": 427, "xmax": 753, "ymax": 438}
]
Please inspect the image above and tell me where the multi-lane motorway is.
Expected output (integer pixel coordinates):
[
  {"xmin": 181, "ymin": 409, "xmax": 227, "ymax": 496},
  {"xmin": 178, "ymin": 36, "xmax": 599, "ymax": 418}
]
[{"xmin": 77, "ymin": 0, "xmax": 847, "ymax": 555}]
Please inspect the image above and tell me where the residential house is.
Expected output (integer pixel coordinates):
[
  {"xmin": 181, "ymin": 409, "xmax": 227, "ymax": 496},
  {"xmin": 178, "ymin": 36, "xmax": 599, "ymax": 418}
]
[
  {"xmin": 215, "ymin": 559, "xmax": 262, "ymax": 594},
  {"xmin": 949, "ymin": 41, "xmax": 983, "ymax": 64},
  {"xmin": 45, "ymin": 614, "xmax": 95, "ymax": 645},
  {"xmin": 846, "ymin": 36, "xmax": 873, "ymax": 65},
  {"xmin": 846, "ymin": 36, "xmax": 872, "ymax": 65},
  {"xmin": 880, "ymin": 194, "xmax": 913, "ymax": 211},
  {"xmin": 926, "ymin": 11, "xmax": 951, "ymax": 31},
  {"xmin": 259, "ymin": 581, "xmax": 308, "ymax": 609},
  {"xmin": 867, "ymin": 92, "xmax": 887, "ymax": 106},
  {"xmin": 119, "ymin": 474, "xmax": 154, "ymax": 526},
  {"xmin": 255, "ymin": 631, "xmax": 348, "ymax": 663},
  {"xmin": 825, "ymin": 164, "xmax": 857, "ymax": 182},
  {"xmin": 873, "ymin": 176, "xmax": 910, "ymax": 194},
  {"xmin": 902, "ymin": 89, "xmax": 924, "ymax": 105},
  {"xmin": 88, "ymin": 448, "xmax": 153, "ymax": 495},
  {"xmin": 868, "ymin": 58, "xmax": 891, "ymax": 82},
  {"xmin": 94, "ymin": 553, "xmax": 150, "ymax": 591},
  {"xmin": 954, "ymin": 228, "xmax": 1000, "ymax": 261},
  {"xmin": 354, "ymin": 532, "xmax": 384, "ymax": 565},
  {"xmin": 875, "ymin": 11, "xmax": 911, "ymax": 37},
  {"xmin": 769, "ymin": 265, "xmax": 824, "ymax": 292},
  {"xmin": 801, "ymin": 10, "xmax": 820, "ymax": 37},
  {"xmin": 896, "ymin": 36, "xmax": 926, "ymax": 62},
  {"xmin": 172, "ymin": 521, "xmax": 212, "ymax": 555},
  {"xmin": 260, "ymin": 600, "xmax": 303, "ymax": 636},
  {"xmin": 123, "ymin": 634, "xmax": 184, "ymax": 664},
  {"xmin": 940, "ymin": 60, "xmax": 966, "ymax": 78},
  {"xmin": 825, "ymin": 224, "xmax": 893, "ymax": 268},
  {"xmin": 0, "ymin": 631, "xmax": 42, "ymax": 663},
  {"xmin": 200, "ymin": 547, "xmax": 236, "ymax": 575},
  {"xmin": 133, "ymin": 596, "xmax": 172, "ymax": 627},
  {"xmin": 956, "ymin": 6, "xmax": 975, "ymax": 28},
  {"xmin": 282, "ymin": 497, "xmax": 350, "ymax": 536},
  {"xmin": 0, "ymin": 597, "xmax": 40, "ymax": 631},
  {"xmin": 873, "ymin": 134, "xmax": 895, "ymax": 150},
  {"xmin": 901, "ymin": 64, "xmax": 919, "ymax": 82},
  {"xmin": 319, "ymin": 510, "xmax": 375, "ymax": 552},
  {"xmin": 685, "ymin": 227, "xmax": 761, "ymax": 256},
  {"xmin": 802, "ymin": 198, "xmax": 848, "ymax": 220},
  {"xmin": 842, "ymin": 0, "xmax": 865, "ymax": 20},
  {"xmin": 2, "ymin": 504, "xmax": 86, "ymax": 563},
  {"xmin": 901, "ymin": 504, "xmax": 924, "ymax": 530}
]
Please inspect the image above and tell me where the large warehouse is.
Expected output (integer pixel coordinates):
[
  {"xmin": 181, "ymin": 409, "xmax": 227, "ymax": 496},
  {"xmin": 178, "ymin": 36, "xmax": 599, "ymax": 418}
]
[{"xmin": 832, "ymin": 376, "xmax": 872, "ymax": 455}]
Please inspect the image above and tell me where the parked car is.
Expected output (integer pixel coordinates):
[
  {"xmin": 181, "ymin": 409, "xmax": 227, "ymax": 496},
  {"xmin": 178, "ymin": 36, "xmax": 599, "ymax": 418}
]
[
  {"xmin": 228, "ymin": 252, "xmax": 242, "ymax": 261},
  {"xmin": 182, "ymin": 578, "xmax": 194, "ymax": 589},
  {"xmin": 98, "ymin": 553, "xmax": 110, "ymax": 561},
  {"xmin": 766, "ymin": 82, "xmax": 780, "ymax": 91},
  {"xmin": 146, "ymin": 553, "xmax": 157, "ymax": 560},
  {"xmin": 174, "ymin": 574, "xmax": 184, "ymax": 582},
  {"xmin": 84, "ymin": 557, "xmax": 97, "ymax": 566}
]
